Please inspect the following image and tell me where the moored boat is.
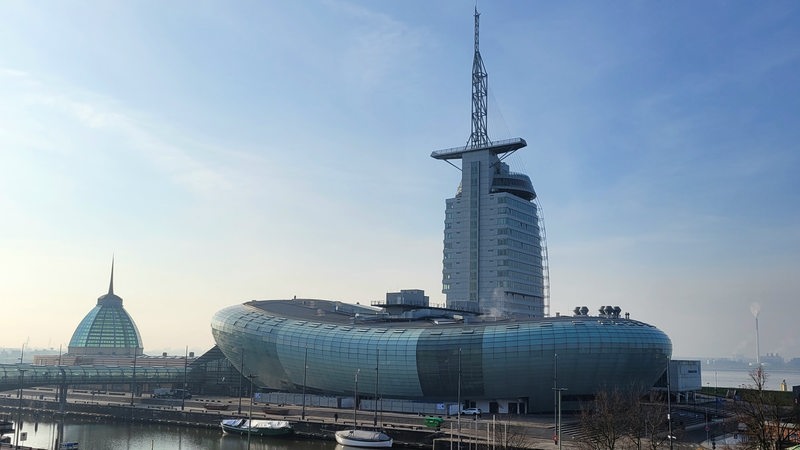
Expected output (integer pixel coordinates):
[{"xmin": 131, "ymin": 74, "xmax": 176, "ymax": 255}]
[
  {"xmin": 220, "ymin": 419, "xmax": 293, "ymax": 437},
  {"xmin": 334, "ymin": 368, "xmax": 393, "ymax": 448},
  {"xmin": 335, "ymin": 429, "xmax": 393, "ymax": 448}
]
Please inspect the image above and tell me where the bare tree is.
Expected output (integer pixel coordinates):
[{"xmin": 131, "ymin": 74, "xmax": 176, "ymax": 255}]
[
  {"xmin": 629, "ymin": 400, "xmax": 672, "ymax": 450},
  {"xmin": 494, "ymin": 420, "xmax": 532, "ymax": 450},
  {"xmin": 733, "ymin": 367, "xmax": 795, "ymax": 450},
  {"xmin": 577, "ymin": 388, "xmax": 638, "ymax": 450}
]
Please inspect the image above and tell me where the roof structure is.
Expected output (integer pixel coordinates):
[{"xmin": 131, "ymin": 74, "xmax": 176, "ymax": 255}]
[{"xmin": 67, "ymin": 260, "xmax": 143, "ymax": 357}]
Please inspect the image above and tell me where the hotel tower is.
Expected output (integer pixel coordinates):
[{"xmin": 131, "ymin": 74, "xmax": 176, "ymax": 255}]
[{"xmin": 432, "ymin": 9, "xmax": 545, "ymax": 317}]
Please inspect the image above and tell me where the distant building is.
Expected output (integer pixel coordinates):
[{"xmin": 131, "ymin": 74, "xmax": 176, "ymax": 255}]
[
  {"xmin": 34, "ymin": 261, "xmax": 193, "ymax": 369},
  {"xmin": 653, "ymin": 359, "xmax": 702, "ymax": 403},
  {"xmin": 67, "ymin": 260, "xmax": 143, "ymax": 358},
  {"xmin": 761, "ymin": 352, "xmax": 785, "ymax": 367}
]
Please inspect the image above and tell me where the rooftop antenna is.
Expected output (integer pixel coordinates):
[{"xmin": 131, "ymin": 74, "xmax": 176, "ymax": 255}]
[
  {"xmin": 467, "ymin": 7, "xmax": 489, "ymax": 149},
  {"xmin": 108, "ymin": 255, "xmax": 115, "ymax": 295},
  {"xmin": 431, "ymin": 7, "xmax": 526, "ymax": 164}
]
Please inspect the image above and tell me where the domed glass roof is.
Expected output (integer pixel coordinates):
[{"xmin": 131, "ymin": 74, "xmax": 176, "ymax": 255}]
[{"xmin": 68, "ymin": 261, "xmax": 143, "ymax": 357}]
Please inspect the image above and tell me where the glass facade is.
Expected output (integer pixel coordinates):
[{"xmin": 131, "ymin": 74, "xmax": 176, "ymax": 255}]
[
  {"xmin": 0, "ymin": 363, "xmax": 184, "ymax": 392},
  {"xmin": 211, "ymin": 300, "xmax": 672, "ymax": 413},
  {"xmin": 68, "ymin": 292, "xmax": 143, "ymax": 357}
]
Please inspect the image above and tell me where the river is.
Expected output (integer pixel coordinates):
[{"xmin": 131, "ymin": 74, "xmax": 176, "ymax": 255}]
[
  {"xmin": 6, "ymin": 413, "xmax": 338, "ymax": 450},
  {"xmin": 701, "ymin": 367, "xmax": 800, "ymax": 390}
]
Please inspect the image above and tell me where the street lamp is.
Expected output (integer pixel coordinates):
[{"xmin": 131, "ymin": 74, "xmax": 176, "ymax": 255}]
[
  {"xmin": 666, "ymin": 357, "xmax": 673, "ymax": 450},
  {"xmin": 237, "ymin": 351, "xmax": 245, "ymax": 415},
  {"xmin": 130, "ymin": 351, "xmax": 138, "ymax": 407},
  {"xmin": 15, "ymin": 368, "xmax": 26, "ymax": 448},
  {"xmin": 246, "ymin": 374, "xmax": 257, "ymax": 450},
  {"xmin": 181, "ymin": 346, "xmax": 188, "ymax": 411},
  {"xmin": 301, "ymin": 347, "xmax": 308, "ymax": 420},
  {"xmin": 553, "ymin": 353, "xmax": 558, "ymax": 433},
  {"xmin": 457, "ymin": 348, "xmax": 462, "ymax": 447},
  {"xmin": 373, "ymin": 349, "xmax": 379, "ymax": 427},
  {"xmin": 553, "ymin": 387, "xmax": 567, "ymax": 450}
]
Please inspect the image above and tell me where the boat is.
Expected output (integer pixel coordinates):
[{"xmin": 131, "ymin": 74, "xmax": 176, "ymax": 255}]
[
  {"xmin": 335, "ymin": 429, "xmax": 393, "ymax": 448},
  {"xmin": 220, "ymin": 418, "xmax": 293, "ymax": 437},
  {"xmin": 334, "ymin": 368, "xmax": 393, "ymax": 448}
]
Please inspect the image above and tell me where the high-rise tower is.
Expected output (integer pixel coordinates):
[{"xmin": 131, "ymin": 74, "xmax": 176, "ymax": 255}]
[{"xmin": 431, "ymin": 9, "xmax": 544, "ymax": 317}]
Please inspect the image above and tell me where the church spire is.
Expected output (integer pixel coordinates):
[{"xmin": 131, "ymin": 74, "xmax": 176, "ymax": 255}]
[
  {"xmin": 108, "ymin": 256, "xmax": 115, "ymax": 295},
  {"xmin": 468, "ymin": 7, "xmax": 489, "ymax": 149}
]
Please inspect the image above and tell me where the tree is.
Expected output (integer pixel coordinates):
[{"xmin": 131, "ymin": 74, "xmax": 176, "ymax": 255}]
[
  {"xmin": 494, "ymin": 420, "xmax": 531, "ymax": 450},
  {"xmin": 577, "ymin": 385, "xmax": 678, "ymax": 450},
  {"xmin": 633, "ymin": 400, "xmax": 672, "ymax": 450},
  {"xmin": 577, "ymin": 388, "xmax": 638, "ymax": 450},
  {"xmin": 733, "ymin": 367, "xmax": 795, "ymax": 450}
]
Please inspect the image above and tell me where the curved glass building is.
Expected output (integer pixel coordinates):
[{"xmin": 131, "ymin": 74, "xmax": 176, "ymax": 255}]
[
  {"xmin": 211, "ymin": 299, "xmax": 671, "ymax": 413},
  {"xmin": 68, "ymin": 262, "xmax": 143, "ymax": 357}
]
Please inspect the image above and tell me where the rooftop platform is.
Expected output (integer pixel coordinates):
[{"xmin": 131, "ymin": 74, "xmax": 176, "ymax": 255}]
[
  {"xmin": 246, "ymin": 298, "xmax": 649, "ymax": 330},
  {"xmin": 430, "ymin": 137, "xmax": 527, "ymax": 160}
]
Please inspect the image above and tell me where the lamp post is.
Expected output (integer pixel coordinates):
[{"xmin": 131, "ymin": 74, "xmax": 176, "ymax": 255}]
[
  {"xmin": 553, "ymin": 353, "xmax": 558, "ymax": 434},
  {"xmin": 15, "ymin": 368, "xmax": 26, "ymax": 449},
  {"xmin": 666, "ymin": 357, "xmax": 673, "ymax": 450},
  {"xmin": 373, "ymin": 349, "xmax": 379, "ymax": 427},
  {"xmin": 553, "ymin": 387, "xmax": 567, "ymax": 450},
  {"xmin": 130, "ymin": 351, "xmax": 138, "ymax": 406},
  {"xmin": 247, "ymin": 374, "xmax": 257, "ymax": 450},
  {"xmin": 457, "ymin": 348, "xmax": 462, "ymax": 447},
  {"xmin": 237, "ymin": 351, "xmax": 244, "ymax": 415},
  {"xmin": 181, "ymin": 346, "xmax": 188, "ymax": 411},
  {"xmin": 301, "ymin": 347, "xmax": 308, "ymax": 420}
]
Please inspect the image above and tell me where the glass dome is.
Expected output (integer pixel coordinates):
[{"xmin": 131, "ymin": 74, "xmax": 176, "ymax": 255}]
[{"xmin": 67, "ymin": 262, "xmax": 143, "ymax": 357}]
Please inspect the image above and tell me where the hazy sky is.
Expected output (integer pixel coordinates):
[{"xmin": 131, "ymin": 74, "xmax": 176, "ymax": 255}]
[{"xmin": 1, "ymin": 1, "xmax": 798, "ymax": 360}]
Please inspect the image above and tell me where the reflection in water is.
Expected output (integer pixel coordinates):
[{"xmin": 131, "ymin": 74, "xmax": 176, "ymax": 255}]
[
  {"xmin": 13, "ymin": 413, "xmax": 337, "ymax": 450},
  {"xmin": 335, "ymin": 445, "xmax": 379, "ymax": 450}
]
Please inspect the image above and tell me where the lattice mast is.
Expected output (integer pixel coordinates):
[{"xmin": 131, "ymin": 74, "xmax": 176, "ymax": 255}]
[{"xmin": 468, "ymin": 8, "xmax": 490, "ymax": 149}]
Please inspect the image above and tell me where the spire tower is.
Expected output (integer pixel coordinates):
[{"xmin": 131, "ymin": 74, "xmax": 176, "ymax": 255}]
[
  {"xmin": 469, "ymin": 7, "xmax": 489, "ymax": 149},
  {"xmin": 108, "ymin": 256, "xmax": 115, "ymax": 295},
  {"xmin": 431, "ymin": 9, "xmax": 544, "ymax": 318}
]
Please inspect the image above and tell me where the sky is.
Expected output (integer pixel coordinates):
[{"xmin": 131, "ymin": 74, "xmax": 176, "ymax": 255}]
[{"xmin": 1, "ymin": 1, "xmax": 798, "ymax": 361}]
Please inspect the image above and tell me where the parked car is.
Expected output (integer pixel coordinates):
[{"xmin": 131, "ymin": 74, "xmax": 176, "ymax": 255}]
[{"xmin": 460, "ymin": 407, "xmax": 482, "ymax": 416}]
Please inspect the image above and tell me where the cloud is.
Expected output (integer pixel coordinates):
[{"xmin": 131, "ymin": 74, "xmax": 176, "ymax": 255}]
[
  {"xmin": 325, "ymin": 0, "xmax": 427, "ymax": 93},
  {"xmin": 0, "ymin": 69, "xmax": 248, "ymax": 200}
]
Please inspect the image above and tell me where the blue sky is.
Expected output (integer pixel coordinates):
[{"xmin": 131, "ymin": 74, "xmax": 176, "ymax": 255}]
[{"xmin": 1, "ymin": 1, "xmax": 798, "ymax": 361}]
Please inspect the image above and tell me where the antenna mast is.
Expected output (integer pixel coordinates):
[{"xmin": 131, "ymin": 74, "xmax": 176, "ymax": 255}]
[{"xmin": 468, "ymin": 8, "xmax": 489, "ymax": 149}]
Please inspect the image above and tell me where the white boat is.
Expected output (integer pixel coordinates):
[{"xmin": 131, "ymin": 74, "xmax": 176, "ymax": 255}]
[
  {"xmin": 335, "ymin": 367, "xmax": 393, "ymax": 448},
  {"xmin": 220, "ymin": 418, "xmax": 293, "ymax": 437},
  {"xmin": 335, "ymin": 429, "xmax": 393, "ymax": 448}
]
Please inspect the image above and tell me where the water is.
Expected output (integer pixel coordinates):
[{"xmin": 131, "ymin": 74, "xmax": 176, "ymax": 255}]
[
  {"xmin": 6, "ymin": 413, "xmax": 337, "ymax": 450},
  {"xmin": 701, "ymin": 368, "xmax": 800, "ymax": 390}
]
